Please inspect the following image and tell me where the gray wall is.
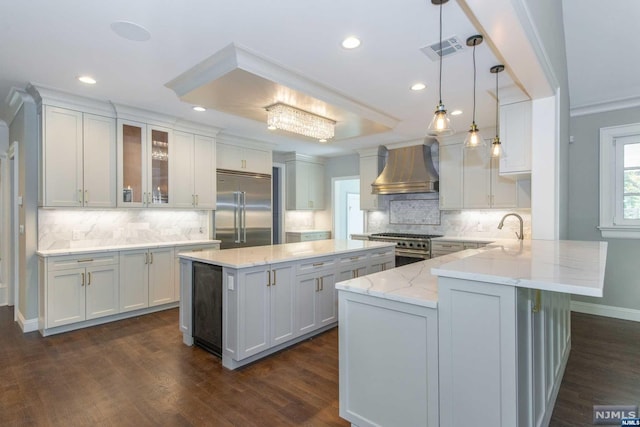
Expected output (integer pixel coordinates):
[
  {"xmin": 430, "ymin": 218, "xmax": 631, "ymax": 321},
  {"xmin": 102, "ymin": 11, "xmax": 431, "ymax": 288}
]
[
  {"xmin": 569, "ymin": 106, "xmax": 640, "ymax": 309},
  {"xmin": 315, "ymin": 154, "xmax": 359, "ymax": 231}
]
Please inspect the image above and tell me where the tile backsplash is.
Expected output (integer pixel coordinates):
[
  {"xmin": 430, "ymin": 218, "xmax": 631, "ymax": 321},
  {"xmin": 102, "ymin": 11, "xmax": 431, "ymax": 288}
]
[
  {"xmin": 38, "ymin": 209, "xmax": 210, "ymax": 250},
  {"xmin": 366, "ymin": 194, "xmax": 531, "ymax": 239}
]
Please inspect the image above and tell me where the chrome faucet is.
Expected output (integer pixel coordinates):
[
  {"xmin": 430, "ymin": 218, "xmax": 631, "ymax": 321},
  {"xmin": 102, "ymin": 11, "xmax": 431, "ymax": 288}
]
[{"xmin": 497, "ymin": 213, "xmax": 524, "ymax": 240}]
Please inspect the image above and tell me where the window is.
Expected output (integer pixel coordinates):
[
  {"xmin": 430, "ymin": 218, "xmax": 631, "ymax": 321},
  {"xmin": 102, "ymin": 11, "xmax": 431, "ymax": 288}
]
[{"xmin": 599, "ymin": 123, "xmax": 640, "ymax": 238}]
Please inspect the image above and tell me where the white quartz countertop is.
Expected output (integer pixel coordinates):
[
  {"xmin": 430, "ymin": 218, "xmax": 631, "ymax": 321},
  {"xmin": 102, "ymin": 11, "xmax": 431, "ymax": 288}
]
[
  {"xmin": 432, "ymin": 239, "xmax": 608, "ymax": 297},
  {"xmin": 178, "ymin": 239, "xmax": 395, "ymax": 268},
  {"xmin": 285, "ymin": 229, "xmax": 331, "ymax": 233},
  {"xmin": 37, "ymin": 239, "xmax": 221, "ymax": 257},
  {"xmin": 335, "ymin": 249, "xmax": 485, "ymax": 308},
  {"xmin": 431, "ymin": 236, "xmax": 496, "ymax": 244}
]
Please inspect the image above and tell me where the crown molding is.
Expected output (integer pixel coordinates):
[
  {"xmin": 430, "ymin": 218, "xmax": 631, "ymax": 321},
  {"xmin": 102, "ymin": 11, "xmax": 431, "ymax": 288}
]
[
  {"xmin": 4, "ymin": 88, "xmax": 36, "ymax": 125},
  {"xmin": 26, "ymin": 83, "xmax": 115, "ymax": 117},
  {"xmin": 217, "ymin": 132, "xmax": 276, "ymax": 151},
  {"xmin": 570, "ymin": 95, "xmax": 640, "ymax": 117}
]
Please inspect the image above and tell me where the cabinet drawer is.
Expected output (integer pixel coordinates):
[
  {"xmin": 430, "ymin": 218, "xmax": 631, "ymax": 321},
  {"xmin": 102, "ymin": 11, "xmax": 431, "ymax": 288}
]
[
  {"xmin": 175, "ymin": 244, "xmax": 220, "ymax": 255},
  {"xmin": 47, "ymin": 253, "xmax": 118, "ymax": 271},
  {"xmin": 369, "ymin": 248, "xmax": 395, "ymax": 259},
  {"xmin": 431, "ymin": 250, "xmax": 453, "ymax": 259},
  {"xmin": 297, "ymin": 256, "xmax": 335, "ymax": 274},
  {"xmin": 431, "ymin": 242, "xmax": 464, "ymax": 252},
  {"xmin": 338, "ymin": 252, "xmax": 368, "ymax": 265},
  {"xmin": 303, "ymin": 232, "xmax": 330, "ymax": 241},
  {"xmin": 463, "ymin": 242, "xmax": 480, "ymax": 249}
]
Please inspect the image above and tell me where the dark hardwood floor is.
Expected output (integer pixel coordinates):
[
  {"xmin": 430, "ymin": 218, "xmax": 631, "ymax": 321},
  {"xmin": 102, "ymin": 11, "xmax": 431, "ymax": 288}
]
[{"xmin": 1, "ymin": 307, "xmax": 638, "ymax": 426}]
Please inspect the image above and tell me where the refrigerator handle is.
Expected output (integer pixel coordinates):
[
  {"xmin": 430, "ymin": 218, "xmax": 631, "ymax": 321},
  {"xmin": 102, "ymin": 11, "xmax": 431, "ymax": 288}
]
[
  {"xmin": 241, "ymin": 191, "xmax": 247, "ymax": 243},
  {"xmin": 234, "ymin": 192, "xmax": 241, "ymax": 243}
]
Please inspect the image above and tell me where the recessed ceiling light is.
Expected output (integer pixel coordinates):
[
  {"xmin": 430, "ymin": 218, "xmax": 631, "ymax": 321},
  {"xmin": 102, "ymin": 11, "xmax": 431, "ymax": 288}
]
[
  {"xmin": 110, "ymin": 21, "xmax": 151, "ymax": 42},
  {"xmin": 78, "ymin": 76, "xmax": 96, "ymax": 85},
  {"xmin": 451, "ymin": 110, "xmax": 463, "ymax": 116},
  {"xmin": 192, "ymin": 106, "xmax": 206, "ymax": 112},
  {"xmin": 341, "ymin": 36, "xmax": 361, "ymax": 49},
  {"xmin": 410, "ymin": 83, "xmax": 426, "ymax": 91}
]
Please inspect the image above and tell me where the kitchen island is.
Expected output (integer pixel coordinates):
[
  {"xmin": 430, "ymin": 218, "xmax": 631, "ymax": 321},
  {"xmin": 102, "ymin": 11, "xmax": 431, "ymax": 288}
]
[
  {"xmin": 337, "ymin": 239, "xmax": 607, "ymax": 427},
  {"xmin": 178, "ymin": 239, "xmax": 395, "ymax": 370}
]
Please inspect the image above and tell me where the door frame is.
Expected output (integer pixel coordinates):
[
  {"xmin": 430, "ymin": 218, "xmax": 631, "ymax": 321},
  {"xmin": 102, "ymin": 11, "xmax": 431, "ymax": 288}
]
[
  {"xmin": 332, "ymin": 175, "xmax": 362, "ymax": 240},
  {"xmin": 272, "ymin": 162, "xmax": 286, "ymax": 245}
]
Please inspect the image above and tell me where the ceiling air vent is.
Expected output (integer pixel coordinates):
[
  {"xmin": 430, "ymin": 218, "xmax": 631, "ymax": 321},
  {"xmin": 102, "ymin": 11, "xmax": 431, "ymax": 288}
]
[{"xmin": 420, "ymin": 36, "xmax": 465, "ymax": 61}]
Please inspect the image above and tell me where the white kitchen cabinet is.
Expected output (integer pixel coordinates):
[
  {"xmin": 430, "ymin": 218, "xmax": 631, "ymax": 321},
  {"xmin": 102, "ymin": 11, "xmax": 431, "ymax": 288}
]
[
  {"xmin": 438, "ymin": 277, "xmax": 571, "ymax": 427},
  {"xmin": 172, "ymin": 131, "xmax": 216, "ymax": 209},
  {"xmin": 44, "ymin": 254, "xmax": 119, "ymax": 328},
  {"xmin": 339, "ymin": 291, "xmax": 439, "ymax": 427},
  {"xmin": 359, "ymin": 150, "xmax": 385, "ymax": 210},
  {"xmin": 336, "ymin": 252, "xmax": 369, "ymax": 281},
  {"xmin": 463, "ymin": 143, "xmax": 518, "ymax": 209},
  {"xmin": 217, "ymin": 142, "xmax": 271, "ymax": 175},
  {"xmin": 42, "ymin": 106, "xmax": 116, "ymax": 207},
  {"xmin": 438, "ymin": 143, "xmax": 464, "ymax": 210},
  {"xmin": 119, "ymin": 247, "xmax": 175, "ymax": 312},
  {"xmin": 367, "ymin": 247, "xmax": 395, "ymax": 273},
  {"xmin": 295, "ymin": 270, "xmax": 337, "ymax": 334},
  {"xmin": 285, "ymin": 154, "xmax": 325, "ymax": 210},
  {"xmin": 231, "ymin": 263, "xmax": 295, "ymax": 360},
  {"xmin": 500, "ymin": 100, "xmax": 532, "ymax": 177},
  {"xmin": 117, "ymin": 120, "xmax": 172, "ymax": 208}
]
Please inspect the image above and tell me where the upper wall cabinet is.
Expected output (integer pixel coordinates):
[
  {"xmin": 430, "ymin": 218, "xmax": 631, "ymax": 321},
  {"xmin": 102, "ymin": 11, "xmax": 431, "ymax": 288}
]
[
  {"xmin": 172, "ymin": 131, "xmax": 216, "ymax": 209},
  {"xmin": 285, "ymin": 154, "xmax": 325, "ymax": 210},
  {"xmin": 438, "ymin": 143, "xmax": 464, "ymax": 210},
  {"xmin": 217, "ymin": 142, "xmax": 272, "ymax": 175},
  {"xmin": 42, "ymin": 106, "xmax": 116, "ymax": 208},
  {"xmin": 499, "ymin": 100, "xmax": 532, "ymax": 177},
  {"xmin": 117, "ymin": 120, "xmax": 172, "ymax": 208}
]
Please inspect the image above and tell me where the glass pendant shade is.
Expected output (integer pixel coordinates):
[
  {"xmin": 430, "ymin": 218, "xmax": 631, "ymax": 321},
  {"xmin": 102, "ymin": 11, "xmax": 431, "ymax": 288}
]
[
  {"xmin": 464, "ymin": 122, "xmax": 485, "ymax": 148},
  {"xmin": 491, "ymin": 137, "xmax": 502, "ymax": 158},
  {"xmin": 428, "ymin": 103, "xmax": 454, "ymax": 135}
]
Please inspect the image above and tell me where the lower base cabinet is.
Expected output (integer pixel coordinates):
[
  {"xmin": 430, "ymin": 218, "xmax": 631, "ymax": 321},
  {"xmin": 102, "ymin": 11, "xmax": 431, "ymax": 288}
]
[
  {"xmin": 119, "ymin": 247, "xmax": 174, "ymax": 312},
  {"xmin": 339, "ymin": 290, "xmax": 439, "ymax": 427},
  {"xmin": 438, "ymin": 277, "xmax": 571, "ymax": 427},
  {"xmin": 39, "ymin": 242, "xmax": 220, "ymax": 336},
  {"xmin": 43, "ymin": 254, "xmax": 119, "ymax": 329},
  {"xmin": 230, "ymin": 263, "xmax": 296, "ymax": 360},
  {"xmin": 295, "ymin": 270, "xmax": 337, "ymax": 335}
]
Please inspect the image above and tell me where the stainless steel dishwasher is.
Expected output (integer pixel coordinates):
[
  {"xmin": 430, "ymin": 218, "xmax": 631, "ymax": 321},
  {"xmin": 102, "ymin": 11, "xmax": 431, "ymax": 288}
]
[{"xmin": 192, "ymin": 262, "xmax": 222, "ymax": 356}]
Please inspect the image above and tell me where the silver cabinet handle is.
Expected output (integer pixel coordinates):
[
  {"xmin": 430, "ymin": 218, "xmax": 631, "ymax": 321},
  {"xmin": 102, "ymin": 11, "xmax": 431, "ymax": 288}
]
[
  {"xmin": 145, "ymin": 253, "xmax": 148, "ymax": 264},
  {"xmin": 87, "ymin": 272, "xmax": 91, "ymax": 285},
  {"xmin": 150, "ymin": 252, "xmax": 153, "ymax": 264},
  {"xmin": 273, "ymin": 270, "xmax": 277, "ymax": 286},
  {"xmin": 81, "ymin": 272, "xmax": 85, "ymax": 286},
  {"xmin": 267, "ymin": 270, "xmax": 271, "ymax": 287},
  {"xmin": 320, "ymin": 277, "xmax": 324, "ymax": 291},
  {"xmin": 77, "ymin": 258, "xmax": 94, "ymax": 263}
]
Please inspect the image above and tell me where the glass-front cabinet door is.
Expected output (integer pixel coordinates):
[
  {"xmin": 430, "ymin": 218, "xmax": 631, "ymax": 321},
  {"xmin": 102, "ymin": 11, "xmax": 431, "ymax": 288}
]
[
  {"xmin": 119, "ymin": 120, "xmax": 147, "ymax": 207},
  {"xmin": 118, "ymin": 120, "xmax": 172, "ymax": 207},
  {"xmin": 149, "ymin": 127, "xmax": 169, "ymax": 205}
]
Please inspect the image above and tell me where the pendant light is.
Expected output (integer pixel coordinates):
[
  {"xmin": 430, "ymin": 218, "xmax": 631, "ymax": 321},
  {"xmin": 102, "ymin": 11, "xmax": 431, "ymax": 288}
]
[
  {"xmin": 463, "ymin": 35, "xmax": 485, "ymax": 149},
  {"xmin": 427, "ymin": 0, "xmax": 454, "ymax": 136},
  {"xmin": 490, "ymin": 65, "xmax": 505, "ymax": 158}
]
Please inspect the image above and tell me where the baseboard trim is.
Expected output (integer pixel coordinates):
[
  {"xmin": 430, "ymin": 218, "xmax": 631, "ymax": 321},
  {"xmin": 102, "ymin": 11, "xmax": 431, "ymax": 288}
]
[
  {"xmin": 17, "ymin": 310, "xmax": 38, "ymax": 333},
  {"xmin": 571, "ymin": 301, "xmax": 640, "ymax": 323}
]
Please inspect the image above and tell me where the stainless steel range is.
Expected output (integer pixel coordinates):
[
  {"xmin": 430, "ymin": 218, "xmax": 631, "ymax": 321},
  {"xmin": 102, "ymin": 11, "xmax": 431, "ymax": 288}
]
[{"xmin": 368, "ymin": 232, "xmax": 443, "ymax": 266}]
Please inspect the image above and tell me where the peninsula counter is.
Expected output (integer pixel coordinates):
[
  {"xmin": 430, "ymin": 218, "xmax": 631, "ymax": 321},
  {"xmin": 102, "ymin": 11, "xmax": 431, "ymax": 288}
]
[{"xmin": 337, "ymin": 239, "xmax": 607, "ymax": 427}]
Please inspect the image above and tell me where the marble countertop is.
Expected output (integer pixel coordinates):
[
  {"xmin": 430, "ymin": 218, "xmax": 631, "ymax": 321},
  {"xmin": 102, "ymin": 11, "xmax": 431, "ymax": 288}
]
[
  {"xmin": 432, "ymin": 239, "xmax": 608, "ymax": 297},
  {"xmin": 431, "ymin": 236, "xmax": 496, "ymax": 244},
  {"xmin": 37, "ymin": 239, "xmax": 221, "ymax": 257},
  {"xmin": 285, "ymin": 229, "xmax": 331, "ymax": 233},
  {"xmin": 178, "ymin": 239, "xmax": 395, "ymax": 268},
  {"xmin": 335, "ymin": 249, "xmax": 485, "ymax": 308},
  {"xmin": 336, "ymin": 239, "xmax": 608, "ymax": 307}
]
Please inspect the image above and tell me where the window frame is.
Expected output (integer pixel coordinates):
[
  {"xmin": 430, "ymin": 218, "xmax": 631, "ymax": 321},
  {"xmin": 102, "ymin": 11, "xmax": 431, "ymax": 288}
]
[{"xmin": 599, "ymin": 123, "xmax": 640, "ymax": 238}]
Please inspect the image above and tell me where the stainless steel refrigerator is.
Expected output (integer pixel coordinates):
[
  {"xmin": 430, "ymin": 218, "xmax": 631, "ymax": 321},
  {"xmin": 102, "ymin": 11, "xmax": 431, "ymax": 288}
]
[{"xmin": 215, "ymin": 170, "xmax": 272, "ymax": 249}]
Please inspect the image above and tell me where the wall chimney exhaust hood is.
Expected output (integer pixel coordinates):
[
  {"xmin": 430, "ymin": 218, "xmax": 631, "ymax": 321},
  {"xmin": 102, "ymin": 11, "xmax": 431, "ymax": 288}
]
[{"xmin": 371, "ymin": 141, "xmax": 439, "ymax": 194}]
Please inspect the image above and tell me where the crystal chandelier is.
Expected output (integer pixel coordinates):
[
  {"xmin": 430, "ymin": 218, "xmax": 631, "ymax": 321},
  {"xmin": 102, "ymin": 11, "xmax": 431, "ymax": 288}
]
[{"xmin": 266, "ymin": 103, "xmax": 335, "ymax": 142}]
